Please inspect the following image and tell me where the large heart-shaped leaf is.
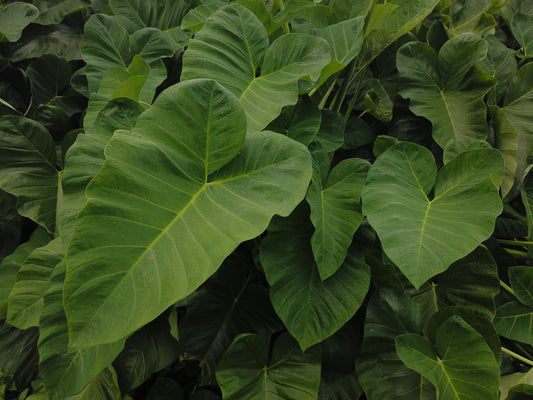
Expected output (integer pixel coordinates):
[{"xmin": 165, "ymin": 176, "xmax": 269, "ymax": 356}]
[
  {"xmin": 64, "ymin": 79, "xmax": 312, "ymax": 348},
  {"xmin": 397, "ymin": 33, "xmax": 495, "ymax": 148},
  {"xmin": 38, "ymin": 261, "xmax": 125, "ymax": 400},
  {"xmin": 362, "ymin": 142, "xmax": 504, "ymax": 288},
  {"xmin": 216, "ymin": 333, "xmax": 321, "ymax": 400},
  {"xmin": 396, "ymin": 315, "xmax": 500, "ymax": 400},
  {"xmin": 356, "ymin": 289, "xmax": 435, "ymax": 400},
  {"xmin": 6, "ymin": 238, "xmax": 64, "ymax": 329},
  {"xmin": 260, "ymin": 204, "xmax": 370, "ymax": 351},
  {"xmin": 510, "ymin": 12, "xmax": 533, "ymax": 59},
  {"xmin": 0, "ymin": 117, "xmax": 59, "ymax": 232},
  {"xmin": 306, "ymin": 145, "xmax": 370, "ymax": 280},
  {"xmin": 181, "ymin": 3, "xmax": 330, "ymax": 133}
]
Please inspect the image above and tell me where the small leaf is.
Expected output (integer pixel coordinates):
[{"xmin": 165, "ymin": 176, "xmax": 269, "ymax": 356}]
[
  {"xmin": 396, "ymin": 315, "xmax": 500, "ymax": 400},
  {"xmin": 362, "ymin": 142, "xmax": 504, "ymax": 288},
  {"xmin": 509, "ymin": 266, "xmax": 533, "ymax": 307},
  {"xmin": 216, "ymin": 333, "xmax": 321, "ymax": 400}
]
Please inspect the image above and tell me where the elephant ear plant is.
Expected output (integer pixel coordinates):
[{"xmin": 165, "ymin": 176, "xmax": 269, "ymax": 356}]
[{"xmin": 1, "ymin": 0, "xmax": 533, "ymax": 399}]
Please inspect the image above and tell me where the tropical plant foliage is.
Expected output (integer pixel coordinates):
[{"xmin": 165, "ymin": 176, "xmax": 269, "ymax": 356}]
[{"xmin": 1, "ymin": 0, "xmax": 533, "ymax": 399}]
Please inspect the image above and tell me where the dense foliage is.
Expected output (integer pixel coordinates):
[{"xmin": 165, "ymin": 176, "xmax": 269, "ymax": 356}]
[{"xmin": 0, "ymin": 0, "xmax": 533, "ymax": 399}]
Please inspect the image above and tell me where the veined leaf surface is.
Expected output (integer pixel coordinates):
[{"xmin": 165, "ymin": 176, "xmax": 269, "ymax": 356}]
[
  {"xmin": 362, "ymin": 142, "xmax": 504, "ymax": 288},
  {"xmin": 181, "ymin": 3, "xmax": 330, "ymax": 133},
  {"xmin": 64, "ymin": 79, "xmax": 312, "ymax": 348}
]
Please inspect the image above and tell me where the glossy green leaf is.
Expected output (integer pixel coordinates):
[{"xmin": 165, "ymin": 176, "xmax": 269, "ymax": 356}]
[
  {"xmin": 109, "ymin": 0, "xmax": 192, "ymax": 32},
  {"xmin": 0, "ymin": 117, "xmax": 59, "ymax": 232},
  {"xmin": 266, "ymin": 96, "xmax": 321, "ymax": 146},
  {"xmin": 182, "ymin": 4, "xmax": 330, "ymax": 133},
  {"xmin": 362, "ymin": 142, "xmax": 503, "ymax": 288},
  {"xmin": 0, "ymin": 228, "xmax": 51, "ymax": 317},
  {"xmin": 509, "ymin": 267, "xmax": 533, "ymax": 307},
  {"xmin": 38, "ymin": 261, "xmax": 125, "ymax": 400},
  {"xmin": 33, "ymin": 0, "xmax": 91, "ymax": 25},
  {"xmin": 0, "ymin": 2, "xmax": 39, "ymax": 42},
  {"xmin": 178, "ymin": 252, "xmax": 281, "ymax": 385},
  {"xmin": 495, "ymin": 302, "xmax": 533, "ymax": 345},
  {"xmin": 261, "ymin": 204, "xmax": 370, "ymax": 350},
  {"xmin": 492, "ymin": 63, "xmax": 533, "ymax": 198},
  {"xmin": 410, "ymin": 246, "xmax": 500, "ymax": 319},
  {"xmin": 358, "ymin": 0, "xmax": 439, "ymax": 66},
  {"xmin": 6, "ymin": 238, "xmax": 64, "ymax": 329},
  {"xmin": 64, "ymin": 79, "xmax": 312, "ymax": 348},
  {"xmin": 397, "ymin": 33, "xmax": 495, "ymax": 148},
  {"xmin": 306, "ymin": 147, "xmax": 370, "ymax": 280},
  {"xmin": 424, "ymin": 306, "xmax": 501, "ymax": 364},
  {"xmin": 113, "ymin": 315, "xmax": 179, "ymax": 392},
  {"xmin": 26, "ymin": 54, "xmax": 85, "ymax": 117},
  {"xmin": 59, "ymin": 98, "xmax": 145, "ymax": 245},
  {"xmin": 396, "ymin": 315, "xmax": 500, "ymax": 400},
  {"xmin": 373, "ymin": 135, "xmax": 399, "ymax": 158},
  {"xmin": 356, "ymin": 289, "xmax": 434, "ymax": 400},
  {"xmin": 180, "ymin": 1, "xmax": 225, "ymax": 31},
  {"xmin": 216, "ymin": 333, "xmax": 321, "ymax": 400},
  {"xmin": 510, "ymin": 12, "xmax": 533, "ymax": 58},
  {"xmin": 439, "ymin": 0, "xmax": 504, "ymax": 37},
  {"xmin": 442, "ymin": 139, "xmax": 492, "ymax": 164}
]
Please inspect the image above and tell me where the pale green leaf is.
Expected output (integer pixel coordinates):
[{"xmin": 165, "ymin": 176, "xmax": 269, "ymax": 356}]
[
  {"xmin": 0, "ymin": 2, "xmax": 39, "ymax": 42},
  {"xmin": 439, "ymin": 0, "xmax": 504, "ymax": 37}
]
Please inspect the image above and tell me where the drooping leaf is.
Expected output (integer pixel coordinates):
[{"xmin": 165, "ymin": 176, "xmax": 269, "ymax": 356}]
[
  {"xmin": 362, "ymin": 142, "xmax": 504, "ymax": 288},
  {"xmin": 493, "ymin": 63, "xmax": 533, "ymax": 198},
  {"xmin": 33, "ymin": 0, "xmax": 91, "ymax": 25},
  {"xmin": 64, "ymin": 79, "xmax": 312, "ymax": 348},
  {"xmin": 178, "ymin": 251, "xmax": 281, "ymax": 385},
  {"xmin": 439, "ymin": 0, "xmax": 504, "ymax": 37},
  {"xmin": 10, "ymin": 17, "xmax": 84, "ymax": 62},
  {"xmin": 356, "ymin": 289, "xmax": 435, "ymax": 400},
  {"xmin": 261, "ymin": 204, "xmax": 371, "ymax": 350},
  {"xmin": 266, "ymin": 96, "xmax": 321, "ymax": 146},
  {"xmin": 0, "ymin": 117, "xmax": 59, "ymax": 232},
  {"xmin": 397, "ymin": 33, "xmax": 495, "ymax": 148},
  {"xmin": 306, "ymin": 145, "xmax": 370, "ymax": 280},
  {"xmin": 59, "ymin": 98, "xmax": 145, "ymax": 244},
  {"xmin": 0, "ymin": 2, "xmax": 39, "ymax": 42},
  {"xmin": 0, "ymin": 228, "xmax": 51, "ymax": 317},
  {"xmin": 181, "ymin": 3, "xmax": 330, "ymax": 133},
  {"xmin": 0, "ymin": 323, "xmax": 39, "ymax": 390},
  {"xmin": 216, "ymin": 333, "xmax": 321, "ymax": 400},
  {"xmin": 357, "ymin": 0, "xmax": 440, "ymax": 66},
  {"xmin": 6, "ymin": 237, "xmax": 64, "ymax": 329},
  {"xmin": 396, "ymin": 315, "xmax": 500, "ymax": 400},
  {"xmin": 38, "ymin": 261, "xmax": 125, "ymax": 400},
  {"xmin": 113, "ymin": 315, "xmax": 179, "ymax": 393},
  {"xmin": 409, "ymin": 246, "xmax": 500, "ymax": 319}
]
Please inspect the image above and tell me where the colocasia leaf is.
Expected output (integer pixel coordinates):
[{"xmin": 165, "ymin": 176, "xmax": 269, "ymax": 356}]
[
  {"xmin": 216, "ymin": 333, "xmax": 321, "ymax": 400},
  {"xmin": 439, "ymin": 0, "xmax": 504, "ymax": 37},
  {"xmin": 0, "ymin": 3, "xmax": 39, "ymax": 43},
  {"xmin": 362, "ymin": 142, "xmax": 504, "ymax": 288},
  {"xmin": 64, "ymin": 79, "xmax": 312, "ymax": 348},
  {"xmin": 397, "ymin": 33, "xmax": 495, "ymax": 149},
  {"xmin": 181, "ymin": 3, "xmax": 331, "ymax": 133}
]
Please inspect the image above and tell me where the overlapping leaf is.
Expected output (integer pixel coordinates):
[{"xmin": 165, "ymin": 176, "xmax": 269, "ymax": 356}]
[
  {"xmin": 182, "ymin": 3, "xmax": 330, "ymax": 133},
  {"xmin": 261, "ymin": 204, "xmax": 370, "ymax": 350},
  {"xmin": 396, "ymin": 315, "xmax": 500, "ymax": 400},
  {"xmin": 362, "ymin": 142, "xmax": 504, "ymax": 287},
  {"xmin": 64, "ymin": 79, "xmax": 312, "ymax": 348},
  {"xmin": 216, "ymin": 333, "xmax": 321, "ymax": 400},
  {"xmin": 0, "ymin": 2, "xmax": 39, "ymax": 43},
  {"xmin": 33, "ymin": 0, "xmax": 91, "ymax": 25},
  {"xmin": 397, "ymin": 33, "xmax": 495, "ymax": 148},
  {"xmin": 0, "ymin": 117, "xmax": 59, "ymax": 232},
  {"xmin": 439, "ymin": 0, "xmax": 504, "ymax": 37}
]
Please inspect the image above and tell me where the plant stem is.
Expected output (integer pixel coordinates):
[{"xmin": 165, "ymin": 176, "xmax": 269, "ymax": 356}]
[
  {"xmin": 275, "ymin": 0, "xmax": 290, "ymax": 34},
  {"xmin": 500, "ymin": 280, "xmax": 516, "ymax": 296},
  {"xmin": 504, "ymin": 248, "xmax": 531, "ymax": 258},
  {"xmin": 497, "ymin": 239, "xmax": 533, "ymax": 246},
  {"xmin": 318, "ymin": 78, "xmax": 338, "ymax": 109},
  {"xmin": 333, "ymin": 60, "xmax": 358, "ymax": 113},
  {"xmin": 344, "ymin": 69, "xmax": 365, "ymax": 120},
  {"xmin": 502, "ymin": 346, "xmax": 533, "ymax": 366}
]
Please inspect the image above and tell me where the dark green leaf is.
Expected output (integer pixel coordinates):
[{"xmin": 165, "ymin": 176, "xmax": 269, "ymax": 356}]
[{"xmin": 33, "ymin": 0, "xmax": 91, "ymax": 25}]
